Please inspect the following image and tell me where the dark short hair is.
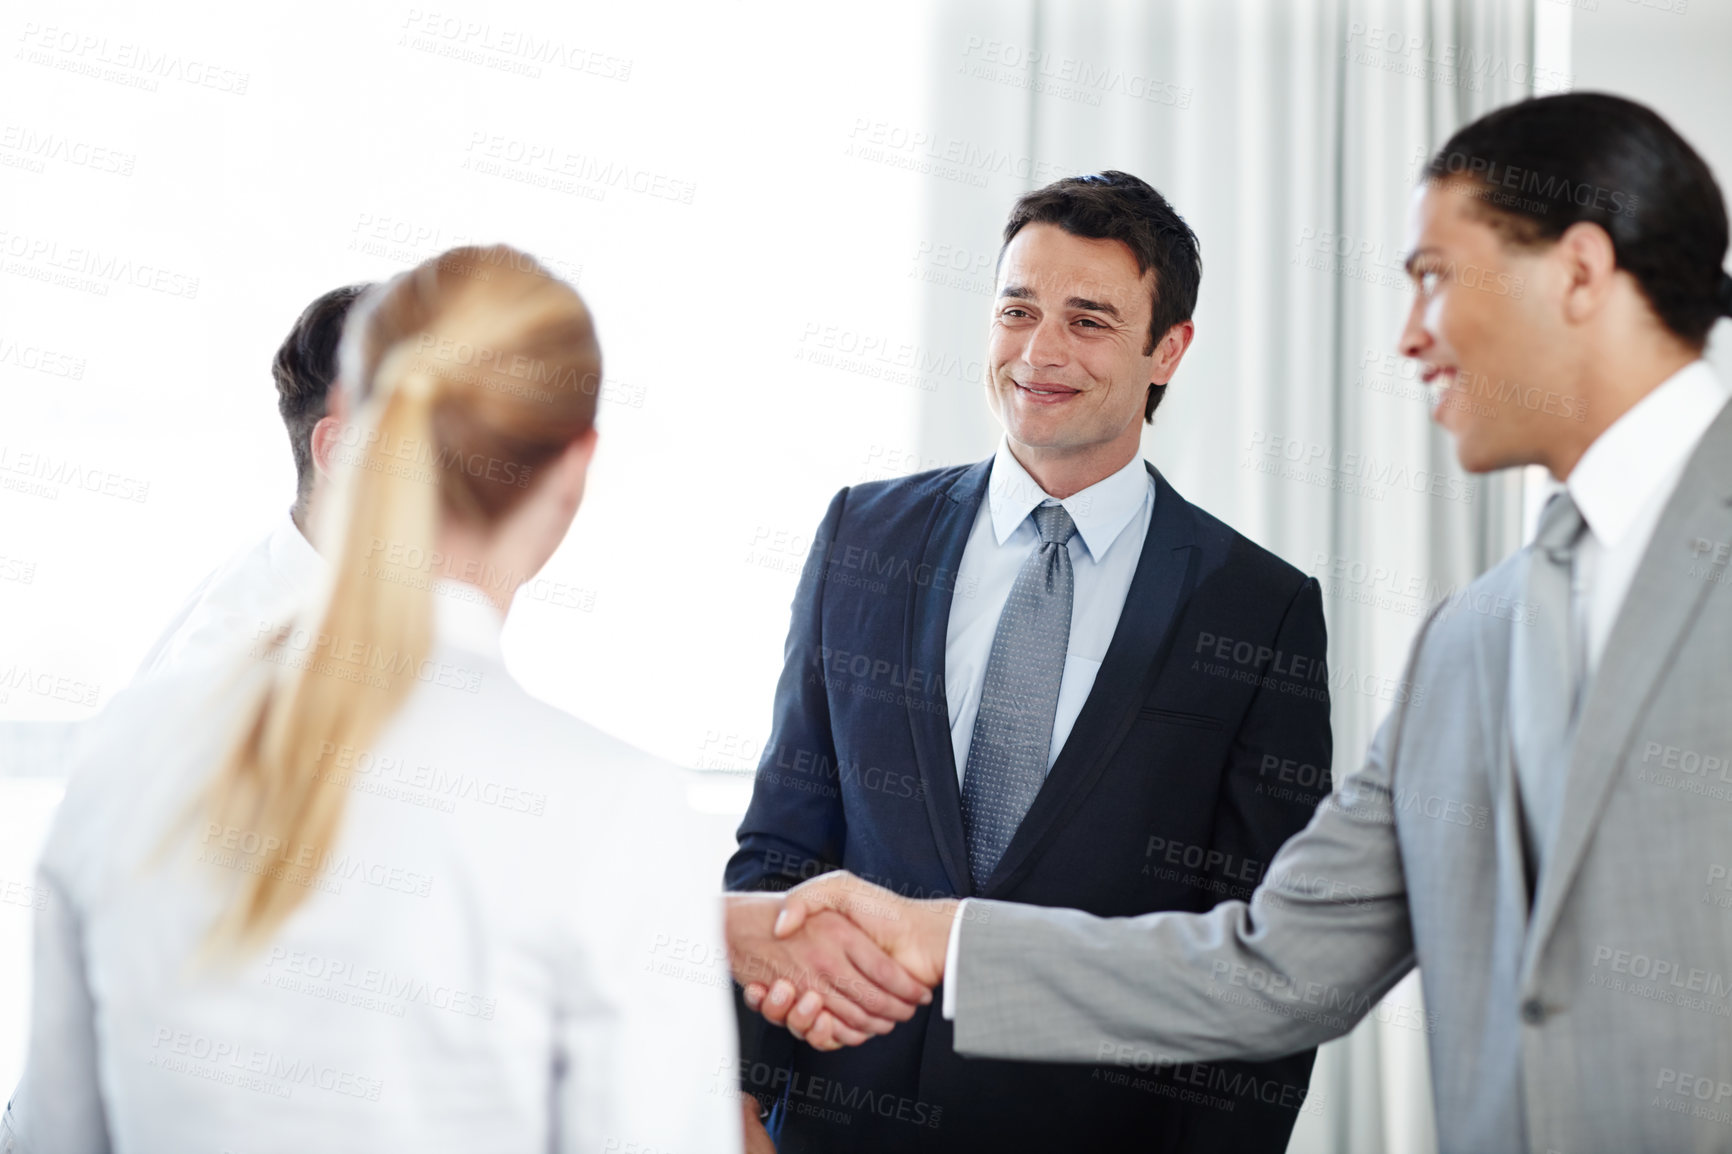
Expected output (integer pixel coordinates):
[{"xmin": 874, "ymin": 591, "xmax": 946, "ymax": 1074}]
[
  {"xmin": 1001, "ymin": 171, "xmax": 1202, "ymax": 421},
  {"xmin": 1426, "ymin": 92, "xmax": 1732, "ymax": 349},
  {"xmin": 273, "ymin": 283, "xmax": 371, "ymax": 508}
]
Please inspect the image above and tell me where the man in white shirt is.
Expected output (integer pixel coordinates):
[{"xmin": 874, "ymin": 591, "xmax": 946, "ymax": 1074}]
[
  {"xmin": 765, "ymin": 92, "xmax": 1732, "ymax": 1154},
  {"xmin": 727, "ymin": 172, "xmax": 1334, "ymax": 1152},
  {"xmin": 133, "ymin": 283, "xmax": 369, "ymax": 680}
]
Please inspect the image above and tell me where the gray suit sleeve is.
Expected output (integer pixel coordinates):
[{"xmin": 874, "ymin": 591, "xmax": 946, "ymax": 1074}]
[{"xmin": 953, "ymin": 700, "xmax": 1419, "ymax": 1067}]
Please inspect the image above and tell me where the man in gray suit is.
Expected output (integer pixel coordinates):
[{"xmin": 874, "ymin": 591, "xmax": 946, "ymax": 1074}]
[{"xmin": 752, "ymin": 93, "xmax": 1732, "ymax": 1153}]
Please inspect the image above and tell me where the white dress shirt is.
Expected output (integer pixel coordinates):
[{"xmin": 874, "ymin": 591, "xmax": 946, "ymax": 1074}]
[
  {"xmin": 945, "ymin": 439, "xmax": 1155, "ymax": 782},
  {"xmin": 134, "ymin": 511, "xmax": 326, "ymax": 681},
  {"xmin": 944, "ymin": 360, "xmax": 1731, "ymax": 1018},
  {"xmin": 1566, "ymin": 359, "xmax": 1729, "ymax": 674},
  {"xmin": 3, "ymin": 582, "xmax": 741, "ymax": 1153}
]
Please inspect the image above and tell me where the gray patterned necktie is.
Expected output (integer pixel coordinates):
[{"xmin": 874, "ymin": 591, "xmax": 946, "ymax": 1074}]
[
  {"xmin": 961, "ymin": 502, "xmax": 1077, "ymax": 889},
  {"xmin": 1510, "ymin": 491, "xmax": 1589, "ymax": 887}
]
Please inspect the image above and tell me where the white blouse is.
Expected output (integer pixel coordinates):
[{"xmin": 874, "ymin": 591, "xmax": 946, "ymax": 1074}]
[
  {"xmin": 3, "ymin": 581, "xmax": 742, "ymax": 1153},
  {"xmin": 132, "ymin": 511, "xmax": 326, "ymax": 682}
]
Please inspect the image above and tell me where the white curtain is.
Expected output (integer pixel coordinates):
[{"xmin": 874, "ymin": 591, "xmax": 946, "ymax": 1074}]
[{"xmin": 909, "ymin": 1, "xmax": 1539, "ymax": 1149}]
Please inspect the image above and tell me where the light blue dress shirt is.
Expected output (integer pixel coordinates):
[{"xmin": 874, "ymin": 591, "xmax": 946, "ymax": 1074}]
[{"xmin": 944, "ymin": 439, "xmax": 1156, "ymax": 784}]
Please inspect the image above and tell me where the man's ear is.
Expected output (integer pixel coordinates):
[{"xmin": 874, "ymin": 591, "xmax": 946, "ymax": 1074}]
[
  {"xmin": 1150, "ymin": 320, "xmax": 1196, "ymax": 386},
  {"xmin": 310, "ymin": 387, "xmax": 352, "ymax": 480},
  {"xmin": 1555, "ymin": 220, "xmax": 1619, "ymax": 326},
  {"xmin": 309, "ymin": 414, "xmax": 344, "ymax": 479}
]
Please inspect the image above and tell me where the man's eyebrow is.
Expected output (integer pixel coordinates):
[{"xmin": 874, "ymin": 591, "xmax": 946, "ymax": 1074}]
[
  {"xmin": 1403, "ymin": 246, "xmax": 1443, "ymax": 276},
  {"xmin": 995, "ymin": 287, "xmax": 1125, "ymax": 321},
  {"xmin": 1067, "ymin": 296, "xmax": 1122, "ymax": 321}
]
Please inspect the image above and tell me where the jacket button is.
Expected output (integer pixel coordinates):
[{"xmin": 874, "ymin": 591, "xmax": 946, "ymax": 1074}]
[{"xmin": 1520, "ymin": 998, "xmax": 1545, "ymax": 1025}]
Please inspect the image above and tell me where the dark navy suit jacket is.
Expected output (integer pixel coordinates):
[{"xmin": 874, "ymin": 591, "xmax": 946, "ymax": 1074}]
[{"xmin": 726, "ymin": 458, "xmax": 1333, "ymax": 1153}]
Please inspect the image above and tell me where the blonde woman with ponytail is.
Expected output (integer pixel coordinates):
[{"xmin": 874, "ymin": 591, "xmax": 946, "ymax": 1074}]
[{"xmin": 2, "ymin": 247, "xmax": 925, "ymax": 1153}]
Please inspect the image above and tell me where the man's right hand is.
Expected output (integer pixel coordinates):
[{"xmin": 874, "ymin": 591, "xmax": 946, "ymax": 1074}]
[
  {"xmin": 742, "ymin": 872, "xmax": 957, "ymax": 1047},
  {"xmin": 724, "ymin": 892, "xmax": 931, "ymax": 1049}
]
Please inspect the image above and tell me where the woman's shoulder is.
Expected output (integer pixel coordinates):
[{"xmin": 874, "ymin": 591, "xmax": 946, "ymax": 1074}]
[
  {"xmin": 41, "ymin": 646, "xmax": 274, "ymax": 896},
  {"xmin": 387, "ymin": 671, "xmax": 697, "ymax": 828}
]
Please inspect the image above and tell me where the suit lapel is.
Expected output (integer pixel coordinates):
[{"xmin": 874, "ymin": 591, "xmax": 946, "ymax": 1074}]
[
  {"xmin": 981, "ymin": 464, "xmax": 1199, "ymax": 897},
  {"xmin": 1525, "ymin": 404, "xmax": 1732, "ymax": 963},
  {"xmin": 1471, "ymin": 594, "xmax": 1534, "ymax": 913},
  {"xmin": 905, "ymin": 461, "xmax": 991, "ymax": 897}
]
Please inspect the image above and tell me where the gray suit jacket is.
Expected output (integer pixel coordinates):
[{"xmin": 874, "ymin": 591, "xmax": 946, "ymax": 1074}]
[{"xmin": 954, "ymin": 402, "xmax": 1732, "ymax": 1154}]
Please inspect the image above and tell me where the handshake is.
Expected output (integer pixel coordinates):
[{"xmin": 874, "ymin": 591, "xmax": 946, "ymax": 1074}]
[{"xmin": 724, "ymin": 873, "xmax": 961, "ymax": 1051}]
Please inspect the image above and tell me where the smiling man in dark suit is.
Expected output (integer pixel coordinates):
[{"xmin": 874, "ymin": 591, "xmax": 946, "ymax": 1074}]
[{"xmin": 725, "ymin": 171, "xmax": 1333, "ymax": 1152}]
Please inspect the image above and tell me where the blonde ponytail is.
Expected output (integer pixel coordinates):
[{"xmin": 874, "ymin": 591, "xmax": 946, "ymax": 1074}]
[
  {"xmin": 186, "ymin": 244, "xmax": 599, "ymax": 960},
  {"xmin": 200, "ymin": 354, "xmax": 442, "ymax": 957}
]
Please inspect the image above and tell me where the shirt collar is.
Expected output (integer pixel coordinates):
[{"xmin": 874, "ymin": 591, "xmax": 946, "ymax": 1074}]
[
  {"xmin": 987, "ymin": 438, "xmax": 1150, "ymax": 562},
  {"xmin": 1568, "ymin": 360, "xmax": 1730, "ymax": 549},
  {"xmin": 432, "ymin": 579, "xmax": 507, "ymax": 662},
  {"xmin": 275, "ymin": 510, "xmax": 505, "ymax": 660},
  {"xmin": 269, "ymin": 511, "xmax": 327, "ymax": 588}
]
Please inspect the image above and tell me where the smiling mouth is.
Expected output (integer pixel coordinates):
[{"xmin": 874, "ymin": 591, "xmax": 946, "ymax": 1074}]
[
  {"xmin": 1016, "ymin": 382, "xmax": 1080, "ymax": 399},
  {"xmin": 1420, "ymin": 366, "xmax": 1460, "ymax": 419}
]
